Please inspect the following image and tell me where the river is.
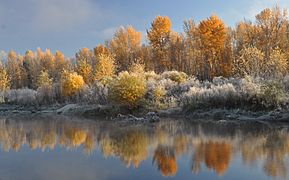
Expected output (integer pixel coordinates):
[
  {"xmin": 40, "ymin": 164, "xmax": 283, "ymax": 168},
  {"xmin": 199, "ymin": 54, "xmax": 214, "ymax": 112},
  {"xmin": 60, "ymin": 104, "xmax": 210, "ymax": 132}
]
[{"xmin": 0, "ymin": 115, "xmax": 288, "ymax": 180}]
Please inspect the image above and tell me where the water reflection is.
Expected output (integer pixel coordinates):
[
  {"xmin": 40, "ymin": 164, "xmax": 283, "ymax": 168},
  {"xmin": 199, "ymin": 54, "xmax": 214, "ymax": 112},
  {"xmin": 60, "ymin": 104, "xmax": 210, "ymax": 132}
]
[{"xmin": 0, "ymin": 116, "xmax": 289, "ymax": 179}]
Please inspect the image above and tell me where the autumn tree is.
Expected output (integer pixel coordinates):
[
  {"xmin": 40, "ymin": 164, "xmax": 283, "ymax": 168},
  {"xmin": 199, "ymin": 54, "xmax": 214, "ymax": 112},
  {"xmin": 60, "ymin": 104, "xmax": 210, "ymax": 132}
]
[
  {"xmin": 37, "ymin": 70, "xmax": 53, "ymax": 89},
  {"xmin": 266, "ymin": 48, "xmax": 288, "ymax": 79},
  {"xmin": 94, "ymin": 44, "xmax": 110, "ymax": 57},
  {"xmin": 234, "ymin": 46, "xmax": 264, "ymax": 77},
  {"xmin": 147, "ymin": 16, "xmax": 172, "ymax": 72},
  {"xmin": 6, "ymin": 50, "xmax": 27, "ymax": 89},
  {"xmin": 234, "ymin": 21, "xmax": 259, "ymax": 54},
  {"xmin": 23, "ymin": 50, "xmax": 40, "ymax": 89},
  {"xmin": 76, "ymin": 57, "xmax": 93, "ymax": 85},
  {"xmin": 198, "ymin": 15, "xmax": 228, "ymax": 79},
  {"xmin": 255, "ymin": 6, "xmax": 288, "ymax": 61},
  {"xmin": 76, "ymin": 47, "xmax": 94, "ymax": 69},
  {"xmin": 183, "ymin": 19, "xmax": 202, "ymax": 76},
  {"xmin": 0, "ymin": 62, "xmax": 9, "ymax": 102},
  {"xmin": 94, "ymin": 54, "xmax": 115, "ymax": 81},
  {"xmin": 169, "ymin": 32, "xmax": 186, "ymax": 72},
  {"xmin": 109, "ymin": 26, "xmax": 142, "ymax": 71},
  {"xmin": 40, "ymin": 49, "xmax": 55, "ymax": 76},
  {"xmin": 54, "ymin": 50, "xmax": 70, "ymax": 82}
]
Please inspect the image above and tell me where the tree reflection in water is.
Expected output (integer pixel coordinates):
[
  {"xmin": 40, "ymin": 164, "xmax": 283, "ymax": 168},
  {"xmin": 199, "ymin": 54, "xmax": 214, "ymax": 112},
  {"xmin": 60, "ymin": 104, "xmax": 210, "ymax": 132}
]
[{"xmin": 0, "ymin": 117, "xmax": 288, "ymax": 178}]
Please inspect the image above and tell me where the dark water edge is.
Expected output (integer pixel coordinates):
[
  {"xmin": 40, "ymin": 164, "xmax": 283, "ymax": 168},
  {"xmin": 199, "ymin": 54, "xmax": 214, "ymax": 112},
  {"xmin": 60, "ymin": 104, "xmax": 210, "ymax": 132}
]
[
  {"xmin": 1, "ymin": 103, "xmax": 289, "ymax": 123},
  {"xmin": 0, "ymin": 114, "xmax": 288, "ymax": 179}
]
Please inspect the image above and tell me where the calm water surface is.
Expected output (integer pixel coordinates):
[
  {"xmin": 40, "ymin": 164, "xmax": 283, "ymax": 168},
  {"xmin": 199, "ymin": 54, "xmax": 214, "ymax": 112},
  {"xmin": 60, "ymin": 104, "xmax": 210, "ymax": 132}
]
[{"xmin": 0, "ymin": 115, "xmax": 288, "ymax": 180}]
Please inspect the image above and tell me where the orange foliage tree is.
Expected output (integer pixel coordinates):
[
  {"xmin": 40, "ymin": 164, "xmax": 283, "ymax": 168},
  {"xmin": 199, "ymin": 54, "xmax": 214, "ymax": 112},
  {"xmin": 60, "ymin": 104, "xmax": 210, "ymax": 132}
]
[
  {"xmin": 109, "ymin": 26, "xmax": 142, "ymax": 71},
  {"xmin": 198, "ymin": 15, "xmax": 230, "ymax": 79},
  {"xmin": 147, "ymin": 16, "xmax": 172, "ymax": 72}
]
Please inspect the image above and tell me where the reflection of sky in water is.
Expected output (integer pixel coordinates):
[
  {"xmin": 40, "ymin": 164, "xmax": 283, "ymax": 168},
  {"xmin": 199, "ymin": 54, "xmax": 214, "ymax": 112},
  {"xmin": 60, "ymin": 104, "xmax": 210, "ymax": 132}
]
[{"xmin": 0, "ymin": 117, "xmax": 287, "ymax": 180}]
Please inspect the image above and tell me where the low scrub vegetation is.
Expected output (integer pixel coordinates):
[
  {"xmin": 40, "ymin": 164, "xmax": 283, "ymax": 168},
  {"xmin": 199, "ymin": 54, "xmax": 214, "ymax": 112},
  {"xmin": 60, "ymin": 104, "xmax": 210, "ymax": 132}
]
[
  {"xmin": 1, "ymin": 68, "xmax": 288, "ymax": 111},
  {"xmin": 108, "ymin": 71, "xmax": 146, "ymax": 107}
]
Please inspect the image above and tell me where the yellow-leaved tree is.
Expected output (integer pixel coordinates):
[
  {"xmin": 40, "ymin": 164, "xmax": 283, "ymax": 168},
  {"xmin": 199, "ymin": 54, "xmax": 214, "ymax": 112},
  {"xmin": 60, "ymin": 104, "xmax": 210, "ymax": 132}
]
[
  {"xmin": 234, "ymin": 46, "xmax": 264, "ymax": 77},
  {"xmin": 37, "ymin": 70, "xmax": 53, "ymax": 89},
  {"xmin": 0, "ymin": 62, "xmax": 9, "ymax": 102},
  {"xmin": 54, "ymin": 50, "xmax": 70, "ymax": 82},
  {"xmin": 94, "ymin": 54, "xmax": 115, "ymax": 81},
  {"xmin": 6, "ymin": 50, "xmax": 27, "ymax": 89},
  {"xmin": 147, "ymin": 16, "xmax": 172, "ymax": 72},
  {"xmin": 76, "ymin": 58, "xmax": 93, "ymax": 85},
  {"xmin": 60, "ymin": 70, "xmax": 85, "ymax": 97}
]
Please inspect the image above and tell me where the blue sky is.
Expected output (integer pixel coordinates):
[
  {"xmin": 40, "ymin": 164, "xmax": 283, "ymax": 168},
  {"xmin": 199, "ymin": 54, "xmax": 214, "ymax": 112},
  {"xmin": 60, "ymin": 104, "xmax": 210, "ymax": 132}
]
[{"xmin": 0, "ymin": 0, "xmax": 287, "ymax": 57}]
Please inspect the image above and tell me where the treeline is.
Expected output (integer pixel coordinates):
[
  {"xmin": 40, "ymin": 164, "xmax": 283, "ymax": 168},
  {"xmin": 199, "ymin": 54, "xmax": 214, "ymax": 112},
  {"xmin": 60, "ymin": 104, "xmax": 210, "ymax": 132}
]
[{"xmin": 0, "ymin": 6, "xmax": 289, "ymax": 106}]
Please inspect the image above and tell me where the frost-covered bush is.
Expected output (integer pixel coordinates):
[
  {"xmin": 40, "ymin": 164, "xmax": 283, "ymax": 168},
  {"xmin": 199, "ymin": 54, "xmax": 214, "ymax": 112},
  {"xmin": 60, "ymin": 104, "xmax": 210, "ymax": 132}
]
[
  {"xmin": 5, "ymin": 88, "xmax": 37, "ymax": 105},
  {"xmin": 182, "ymin": 83, "xmax": 239, "ymax": 109},
  {"xmin": 144, "ymin": 71, "xmax": 160, "ymax": 81},
  {"xmin": 161, "ymin": 71, "xmax": 188, "ymax": 84},
  {"xmin": 282, "ymin": 75, "xmax": 289, "ymax": 92},
  {"xmin": 36, "ymin": 85, "xmax": 55, "ymax": 104},
  {"xmin": 146, "ymin": 75, "xmax": 199, "ymax": 109},
  {"xmin": 239, "ymin": 76, "xmax": 262, "ymax": 105},
  {"xmin": 79, "ymin": 82, "xmax": 108, "ymax": 105},
  {"xmin": 182, "ymin": 75, "xmax": 287, "ymax": 110},
  {"xmin": 108, "ymin": 71, "xmax": 146, "ymax": 107},
  {"xmin": 259, "ymin": 81, "xmax": 286, "ymax": 108}
]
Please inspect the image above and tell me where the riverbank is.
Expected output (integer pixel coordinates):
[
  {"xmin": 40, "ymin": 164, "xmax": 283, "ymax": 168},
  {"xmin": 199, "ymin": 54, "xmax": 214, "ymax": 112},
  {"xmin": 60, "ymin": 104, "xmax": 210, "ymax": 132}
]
[{"xmin": 1, "ymin": 103, "xmax": 289, "ymax": 124}]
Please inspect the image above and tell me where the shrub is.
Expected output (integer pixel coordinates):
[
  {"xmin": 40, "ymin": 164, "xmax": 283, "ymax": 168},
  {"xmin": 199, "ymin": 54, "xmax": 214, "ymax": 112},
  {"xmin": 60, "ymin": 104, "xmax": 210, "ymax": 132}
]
[
  {"xmin": 182, "ymin": 83, "xmax": 239, "ymax": 109},
  {"xmin": 144, "ymin": 71, "xmax": 160, "ymax": 81},
  {"xmin": 239, "ymin": 76, "xmax": 262, "ymax": 103},
  {"xmin": 161, "ymin": 71, "xmax": 188, "ymax": 84},
  {"xmin": 108, "ymin": 71, "xmax": 146, "ymax": 107},
  {"xmin": 260, "ymin": 81, "xmax": 286, "ymax": 108},
  {"xmin": 153, "ymin": 86, "xmax": 166, "ymax": 102},
  {"xmin": 129, "ymin": 63, "xmax": 145, "ymax": 76},
  {"xmin": 283, "ymin": 75, "xmax": 289, "ymax": 92},
  {"xmin": 79, "ymin": 82, "xmax": 108, "ymax": 104},
  {"xmin": 5, "ymin": 88, "xmax": 37, "ymax": 105},
  {"xmin": 36, "ymin": 85, "xmax": 55, "ymax": 104},
  {"xmin": 60, "ymin": 71, "xmax": 85, "ymax": 97}
]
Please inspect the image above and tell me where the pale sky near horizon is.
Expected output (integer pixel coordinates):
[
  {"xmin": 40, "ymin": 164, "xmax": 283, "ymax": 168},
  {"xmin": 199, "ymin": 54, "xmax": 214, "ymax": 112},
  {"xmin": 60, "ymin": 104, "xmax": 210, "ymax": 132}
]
[{"xmin": 0, "ymin": 0, "xmax": 288, "ymax": 57}]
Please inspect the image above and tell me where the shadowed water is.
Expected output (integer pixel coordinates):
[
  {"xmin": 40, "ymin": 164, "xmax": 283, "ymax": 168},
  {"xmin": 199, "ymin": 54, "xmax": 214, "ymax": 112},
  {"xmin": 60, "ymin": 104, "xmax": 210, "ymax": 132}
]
[{"xmin": 0, "ymin": 116, "xmax": 288, "ymax": 180}]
